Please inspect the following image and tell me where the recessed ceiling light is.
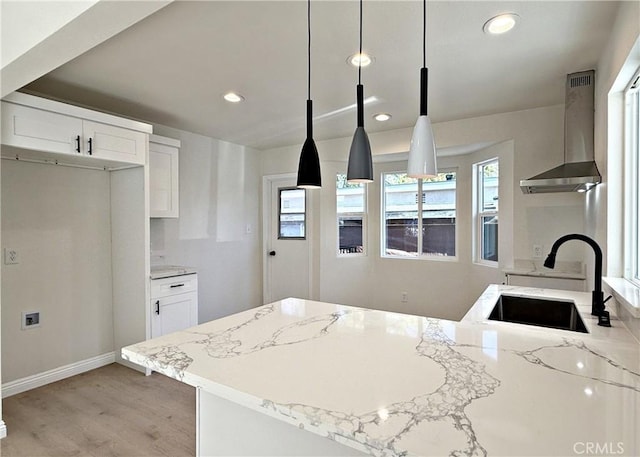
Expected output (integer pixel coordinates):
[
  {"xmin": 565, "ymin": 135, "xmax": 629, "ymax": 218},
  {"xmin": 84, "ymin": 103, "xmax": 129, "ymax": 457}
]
[
  {"xmin": 223, "ymin": 92, "xmax": 245, "ymax": 103},
  {"xmin": 347, "ymin": 53, "xmax": 374, "ymax": 67},
  {"xmin": 483, "ymin": 13, "xmax": 519, "ymax": 35},
  {"xmin": 373, "ymin": 113, "xmax": 391, "ymax": 122}
]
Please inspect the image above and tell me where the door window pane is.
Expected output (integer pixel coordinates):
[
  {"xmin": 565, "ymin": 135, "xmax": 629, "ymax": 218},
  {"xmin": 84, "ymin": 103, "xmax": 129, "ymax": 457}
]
[{"xmin": 279, "ymin": 188, "xmax": 305, "ymax": 239}]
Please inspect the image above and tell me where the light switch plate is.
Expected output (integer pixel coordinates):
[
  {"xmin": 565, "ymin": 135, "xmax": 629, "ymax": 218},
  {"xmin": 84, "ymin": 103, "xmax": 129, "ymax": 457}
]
[{"xmin": 4, "ymin": 248, "xmax": 18, "ymax": 265}]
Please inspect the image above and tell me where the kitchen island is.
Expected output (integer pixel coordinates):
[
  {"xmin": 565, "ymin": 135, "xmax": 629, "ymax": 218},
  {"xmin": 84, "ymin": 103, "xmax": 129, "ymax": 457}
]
[{"xmin": 122, "ymin": 285, "xmax": 640, "ymax": 456}]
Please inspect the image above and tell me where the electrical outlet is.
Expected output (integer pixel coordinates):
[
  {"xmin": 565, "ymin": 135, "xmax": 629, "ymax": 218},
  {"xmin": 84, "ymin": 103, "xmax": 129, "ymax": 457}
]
[
  {"xmin": 4, "ymin": 248, "xmax": 18, "ymax": 265},
  {"xmin": 401, "ymin": 292, "xmax": 408, "ymax": 303},
  {"xmin": 533, "ymin": 245, "xmax": 544, "ymax": 259},
  {"xmin": 22, "ymin": 311, "xmax": 41, "ymax": 330}
]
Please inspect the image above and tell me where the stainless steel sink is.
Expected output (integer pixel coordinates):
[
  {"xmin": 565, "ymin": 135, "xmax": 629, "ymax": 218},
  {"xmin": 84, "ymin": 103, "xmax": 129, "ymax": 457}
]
[{"xmin": 488, "ymin": 295, "xmax": 588, "ymax": 333}]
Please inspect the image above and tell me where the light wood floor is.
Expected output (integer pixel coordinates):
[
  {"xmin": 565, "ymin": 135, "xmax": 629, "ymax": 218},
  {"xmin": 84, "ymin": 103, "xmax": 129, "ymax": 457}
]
[{"xmin": 1, "ymin": 363, "xmax": 196, "ymax": 457}]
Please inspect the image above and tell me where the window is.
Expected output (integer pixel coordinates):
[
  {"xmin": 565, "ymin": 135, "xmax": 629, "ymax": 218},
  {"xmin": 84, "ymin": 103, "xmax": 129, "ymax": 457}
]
[
  {"xmin": 278, "ymin": 188, "xmax": 305, "ymax": 239},
  {"xmin": 336, "ymin": 174, "xmax": 366, "ymax": 255},
  {"xmin": 624, "ymin": 71, "xmax": 640, "ymax": 285},
  {"xmin": 382, "ymin": 171, "xmax": 456, "ymax": 258},
  {"xmin": 475, "ymin": 159, "xmax": 499, "ymax": 264}
]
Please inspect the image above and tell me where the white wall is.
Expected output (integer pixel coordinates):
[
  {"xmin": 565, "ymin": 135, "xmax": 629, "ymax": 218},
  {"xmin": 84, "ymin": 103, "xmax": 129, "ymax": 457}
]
[
  {"xmin": 150, "ymin": 126, "xmax": 262, "ymax": 322},
  {"xmin": 262, "ymin": 104, "xmax": 587, "ymax": 320},
  {"xmin": 0, "ymin": 155, "xmax": 4, "ymax": 437},
  {"xmin": 590, "ymin": 1, "xmax": 640, "ymax": 277},
  {"xmin": 1, "ymin": 160, "xmax": 114, "ymax": 383}
]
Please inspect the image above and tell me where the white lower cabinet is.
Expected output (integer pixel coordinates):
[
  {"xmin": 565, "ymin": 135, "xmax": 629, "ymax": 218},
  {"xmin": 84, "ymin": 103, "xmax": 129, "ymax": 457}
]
[{"xmin": 151, "ymin": 273, "xmax": 198, "ymax": 338}]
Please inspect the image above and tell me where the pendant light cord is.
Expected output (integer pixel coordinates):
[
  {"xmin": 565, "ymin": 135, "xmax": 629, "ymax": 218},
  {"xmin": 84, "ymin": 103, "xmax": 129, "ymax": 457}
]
[
  {"xmin": 423, "ymin": 0, "xmax": 426, "ymax": 68},
  {"xmin": 419, "ymin": 0, "xmax": 428, "ymax": 116},
  {"xmin": 308, "ymin": 0, "xmax": 311, "ymax": 100},
  {"xmin": 358, "ymin": 0, "xmax": 362, "ymax": 85}
]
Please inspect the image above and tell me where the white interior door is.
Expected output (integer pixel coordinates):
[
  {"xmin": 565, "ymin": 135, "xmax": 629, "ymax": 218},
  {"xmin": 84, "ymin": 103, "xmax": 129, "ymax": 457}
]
[{"xmin": 264, "ymin": 176, "xmax": 310, "ymax": 303}]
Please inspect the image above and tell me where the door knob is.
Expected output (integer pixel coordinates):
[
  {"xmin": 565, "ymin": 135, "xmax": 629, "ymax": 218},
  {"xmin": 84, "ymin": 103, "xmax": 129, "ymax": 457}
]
[{"xmin": 269, "ymin": 250, "xmax": 276, "ymax": 256}]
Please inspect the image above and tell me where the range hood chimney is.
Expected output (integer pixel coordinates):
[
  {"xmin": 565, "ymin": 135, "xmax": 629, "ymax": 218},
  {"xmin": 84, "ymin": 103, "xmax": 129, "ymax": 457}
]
[{"xmin": 520, "ymin": 70, "xmax": 601, "ymax": 194}]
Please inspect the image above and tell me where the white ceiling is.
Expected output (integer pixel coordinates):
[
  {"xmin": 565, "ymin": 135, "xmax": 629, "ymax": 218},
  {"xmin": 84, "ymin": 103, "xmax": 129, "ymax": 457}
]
[{"xmin": 23, "ymin": 1, "xmax": 620, "ymax": 151}]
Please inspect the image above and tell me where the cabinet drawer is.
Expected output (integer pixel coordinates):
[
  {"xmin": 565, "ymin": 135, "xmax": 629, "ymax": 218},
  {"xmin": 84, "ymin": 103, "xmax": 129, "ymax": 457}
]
[{"xmin": 151, "ymin": 273, "xmax": 198, "ymax": 298}]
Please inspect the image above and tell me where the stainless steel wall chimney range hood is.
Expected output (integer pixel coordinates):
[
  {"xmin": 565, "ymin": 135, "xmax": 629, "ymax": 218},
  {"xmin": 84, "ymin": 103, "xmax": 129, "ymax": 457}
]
[{"xmin": 520, "ymin": 70, "xmax": 601, "ymax": 194}]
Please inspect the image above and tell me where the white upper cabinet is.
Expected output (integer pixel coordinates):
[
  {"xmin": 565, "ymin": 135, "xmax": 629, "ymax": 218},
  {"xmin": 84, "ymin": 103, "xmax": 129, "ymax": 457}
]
[
  {"xmin": 1, "ymin": 92, "xmax": 151, "ymax": 168},
  {"xmin": 149, "ymin": 134, "xmax": 180, "ymax": 218},
  {"xmin": 1, "ymin": 103, "xmax": 83, "ymax": 154},
  {"xmin": 83, "ymin": 120, "xmax": 146, "ymax": 165}
]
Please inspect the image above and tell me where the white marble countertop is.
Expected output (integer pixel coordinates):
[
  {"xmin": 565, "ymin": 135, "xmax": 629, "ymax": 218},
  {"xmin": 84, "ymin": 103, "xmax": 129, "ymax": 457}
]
[
  {"xmin": 150, "ymin": 265, "xmax": 197, "ymax": 280},
  {"xmin": 122, "ymin": 286, "xmax": 640, "ymax": 456},
  {"xmin": 604, "ymin": 277, "xmax": 640, "ymax": 319}
]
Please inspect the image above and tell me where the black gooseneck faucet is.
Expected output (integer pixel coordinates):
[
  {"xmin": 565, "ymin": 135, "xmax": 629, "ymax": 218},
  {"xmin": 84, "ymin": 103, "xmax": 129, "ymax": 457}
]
[{"xmin": 544, "ymin": 234, "xmax": 611, "ymax": 327}]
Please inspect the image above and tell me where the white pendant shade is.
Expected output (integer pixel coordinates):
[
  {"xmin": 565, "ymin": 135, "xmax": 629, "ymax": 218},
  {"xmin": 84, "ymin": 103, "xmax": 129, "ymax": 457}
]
[{"xmin": 407, "ymin": 115, "xmax": 437, "ymax": 178}]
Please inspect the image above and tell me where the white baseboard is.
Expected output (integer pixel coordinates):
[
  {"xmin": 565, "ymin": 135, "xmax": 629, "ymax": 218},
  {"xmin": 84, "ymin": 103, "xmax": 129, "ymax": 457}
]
[
  {"xmin": 1, "ymin": 352, "xmax": 115, "ymax": 398},
  {"xmin": 0, "ymin": 420, "xmax": 7, "ymax": 439}
]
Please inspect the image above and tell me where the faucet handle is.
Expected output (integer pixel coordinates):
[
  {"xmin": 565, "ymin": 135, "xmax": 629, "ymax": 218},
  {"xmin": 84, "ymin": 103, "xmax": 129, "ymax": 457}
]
[
  {"xmin": 603, "ymin": 295, "xmax": 613, "ymax": 305},
  {"xmin": 598, "ymin": 310, "xmax": 612, "ymax": 327}
]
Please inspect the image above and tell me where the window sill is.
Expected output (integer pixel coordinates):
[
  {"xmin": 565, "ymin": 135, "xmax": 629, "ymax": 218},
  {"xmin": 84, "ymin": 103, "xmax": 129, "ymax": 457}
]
[
  {"xmin": 603, "ymin": 277, "xmax": 640, "ymax": 318},
  {"xmin": 474, "ymin": 260, "xmax": 499, "ymax": 268},
  {"xmin": 381, "ymin": 254, "xmax": 458, "ymax": 262}
]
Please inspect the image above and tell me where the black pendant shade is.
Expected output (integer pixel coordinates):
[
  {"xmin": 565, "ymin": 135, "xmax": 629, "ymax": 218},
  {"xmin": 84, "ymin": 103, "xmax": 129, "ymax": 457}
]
[
  {"xmin": 347, "ymin": 0, "xmax": 373, "ymax": 183},
  {"xmin": 297, "ymin": 100, "xmax": 321, "ymax": 188},
  {"xmin": 296, "ymin": 0, "xmax": 321, "ymax": 188},
  {"xmin": 347, "ymin": 84, "xmax": 373, "ymax": 182}
]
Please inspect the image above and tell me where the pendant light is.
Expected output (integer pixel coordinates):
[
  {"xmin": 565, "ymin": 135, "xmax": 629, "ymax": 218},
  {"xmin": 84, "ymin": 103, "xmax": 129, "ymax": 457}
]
[
  {"xmin": 297, "ymin": 0, "xmax": 321, "ymax": 188},
  {"xmin": 347, "ymin": 0, "xmax": 373, "ymax": 183},
  {"xmin": 407, "ymin": 0, "xmax": 437, "ymax": 178}
]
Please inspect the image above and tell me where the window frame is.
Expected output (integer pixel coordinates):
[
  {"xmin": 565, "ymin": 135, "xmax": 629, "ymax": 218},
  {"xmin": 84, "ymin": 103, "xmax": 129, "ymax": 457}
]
[
  {"xmin": 624, "ymin": 70, "xmax": 640, "ymax": 286},
  {"xmin": 474, "ymin": 158, "xmax": 499, "ymax": 267},
  {"xmin": 381, "ymin": 169, "xmax": 458, "ymax": 261},
  {"xmin": 336, "ymin": 173, "xmax": 367, "ymax": 257},
  {"xmin": 277, "ymin": 187, "xmax": 306, "ymax": 240}
]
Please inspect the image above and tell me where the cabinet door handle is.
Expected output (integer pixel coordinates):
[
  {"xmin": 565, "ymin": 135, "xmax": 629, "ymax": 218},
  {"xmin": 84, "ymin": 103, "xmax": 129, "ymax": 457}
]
[
  {"xmin": 88, "ymin": 138, "xmax": 93, "ymax": 155},
  {"xmin": 155, "ymin": 300, "xmax": 160, "ymax": 315},
  {"xmin": 170, "ymin": 283, "xmax": 185, "ymax": 288},
  {"xmin": 75, "ymin": 135, "xmax": 81, "ymax": 153}
]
